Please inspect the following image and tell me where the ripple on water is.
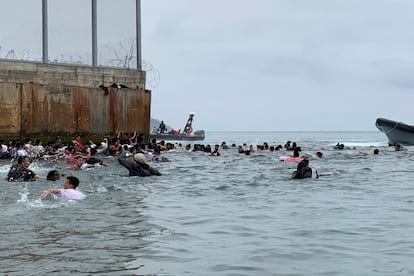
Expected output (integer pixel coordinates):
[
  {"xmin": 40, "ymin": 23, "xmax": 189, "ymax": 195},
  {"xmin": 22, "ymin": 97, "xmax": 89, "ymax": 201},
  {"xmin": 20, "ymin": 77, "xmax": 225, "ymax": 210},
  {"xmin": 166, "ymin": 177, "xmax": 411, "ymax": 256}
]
[{"xmin": 1, "ymin": 132, "xmax": 414, "ymax": 275}]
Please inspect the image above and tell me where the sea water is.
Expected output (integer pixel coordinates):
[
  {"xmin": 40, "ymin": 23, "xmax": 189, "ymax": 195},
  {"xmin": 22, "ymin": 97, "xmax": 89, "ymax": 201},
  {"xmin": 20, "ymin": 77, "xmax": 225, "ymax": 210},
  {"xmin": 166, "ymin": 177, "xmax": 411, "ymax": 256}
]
[{"xmin": 1, "ymin": 131, "xmax": 413, "ymax": 275}]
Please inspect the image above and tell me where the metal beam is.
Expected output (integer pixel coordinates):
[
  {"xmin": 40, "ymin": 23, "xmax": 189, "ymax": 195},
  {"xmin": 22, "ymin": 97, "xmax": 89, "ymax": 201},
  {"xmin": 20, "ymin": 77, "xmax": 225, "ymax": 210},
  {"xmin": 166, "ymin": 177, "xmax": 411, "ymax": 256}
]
[
  {"xmin": 42, "ymin": 0, "xmax": 48, "ymax": 63},
  {"xmin": 92, "ymin": 0, "xmax": 98, "ymax": 66},
  {"xmin": 136, "ymin": 0, "xmax": 142, "ymax": 71}
]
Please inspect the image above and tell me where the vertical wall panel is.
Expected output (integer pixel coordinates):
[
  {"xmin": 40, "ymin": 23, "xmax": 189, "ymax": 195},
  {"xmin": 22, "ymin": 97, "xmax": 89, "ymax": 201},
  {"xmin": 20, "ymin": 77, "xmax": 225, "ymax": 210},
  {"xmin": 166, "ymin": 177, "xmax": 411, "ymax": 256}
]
[{"xmin": 0, "ymin": 60, "xmax": 150, "ymax": 138}]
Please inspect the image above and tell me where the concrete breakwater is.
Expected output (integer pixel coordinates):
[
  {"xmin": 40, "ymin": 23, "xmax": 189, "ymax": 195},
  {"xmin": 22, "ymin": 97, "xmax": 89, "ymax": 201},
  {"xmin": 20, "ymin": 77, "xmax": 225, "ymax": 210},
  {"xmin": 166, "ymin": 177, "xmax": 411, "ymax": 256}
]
[{"xmin": 0, "ymin": 60, "xmax": 150, "ymax": 139}]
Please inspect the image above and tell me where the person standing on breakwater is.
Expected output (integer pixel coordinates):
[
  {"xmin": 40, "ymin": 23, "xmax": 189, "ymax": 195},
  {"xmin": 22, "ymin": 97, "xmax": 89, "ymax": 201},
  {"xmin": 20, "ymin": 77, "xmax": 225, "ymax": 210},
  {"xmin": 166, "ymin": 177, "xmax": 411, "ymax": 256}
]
[
  {"xmin": 118, "ymin": 153, "xmax": 161, "ymax": 177},
  {"xmin": 39, "ymin": 176, "xmax": 85, "ymax": 200}
]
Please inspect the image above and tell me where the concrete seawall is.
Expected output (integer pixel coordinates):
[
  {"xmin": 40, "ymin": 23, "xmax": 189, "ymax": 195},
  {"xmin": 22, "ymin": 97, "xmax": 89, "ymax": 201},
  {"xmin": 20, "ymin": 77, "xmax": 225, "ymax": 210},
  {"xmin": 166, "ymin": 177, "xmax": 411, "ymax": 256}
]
[{"xmin": 0, "ymin": 60, "xmax": 150, "ymax": 138}]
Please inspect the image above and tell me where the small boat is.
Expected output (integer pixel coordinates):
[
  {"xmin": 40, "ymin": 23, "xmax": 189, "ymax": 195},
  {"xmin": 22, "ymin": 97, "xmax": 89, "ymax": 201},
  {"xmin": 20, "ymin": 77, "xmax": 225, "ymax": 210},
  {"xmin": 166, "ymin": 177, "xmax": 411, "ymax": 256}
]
[
  {"xmin": 375, "ymin": 117, "xmax": 414, "ymax": 145},
  {"xmin": 150, "ymin": 113, "xmax": 205, "ymax": 141}
]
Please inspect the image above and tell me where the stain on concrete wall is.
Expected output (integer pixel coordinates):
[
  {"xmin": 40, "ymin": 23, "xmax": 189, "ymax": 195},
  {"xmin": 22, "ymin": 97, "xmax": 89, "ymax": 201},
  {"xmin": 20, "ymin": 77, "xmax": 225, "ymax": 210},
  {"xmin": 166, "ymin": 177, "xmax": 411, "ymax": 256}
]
[{"xmin": 0, "ymin": 60, "xmax": 150, "ymax": 138}]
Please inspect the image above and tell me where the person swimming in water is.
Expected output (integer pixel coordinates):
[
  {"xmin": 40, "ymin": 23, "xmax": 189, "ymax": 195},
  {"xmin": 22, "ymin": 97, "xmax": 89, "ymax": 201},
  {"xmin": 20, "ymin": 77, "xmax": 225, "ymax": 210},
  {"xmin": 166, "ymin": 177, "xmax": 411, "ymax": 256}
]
[
  {"xmin": 6, "ymin": 156, "xmax": 42, "ymax": 181},
  {"xmin": 85, "ymin": 147, "xmax": 109, "ymax": 167},
  {"xmin": 39, "ymin": 176, "xmax": 85, "ymax": 200},
  {"xmin": 46, "ymin": 170, "xmax": 61, "ymax": 181},
  {"xmin": 151, "ymin": 149, "xmax": 171, "ymax": 162},
  {"xmin": 289, "ymin": 159, "xmax": 318, "ymax": 179},
  {"xmin": 118, "ymin": 153, "xmax": 161, "ymax": 177}
]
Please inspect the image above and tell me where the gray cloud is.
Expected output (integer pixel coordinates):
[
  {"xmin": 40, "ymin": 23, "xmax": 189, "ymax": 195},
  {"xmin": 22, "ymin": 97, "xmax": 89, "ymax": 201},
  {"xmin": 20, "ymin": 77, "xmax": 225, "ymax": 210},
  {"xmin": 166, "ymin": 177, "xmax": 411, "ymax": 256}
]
[{"xmin": 3, "ymin": 0, "xmax": 414, "ymax": 130}]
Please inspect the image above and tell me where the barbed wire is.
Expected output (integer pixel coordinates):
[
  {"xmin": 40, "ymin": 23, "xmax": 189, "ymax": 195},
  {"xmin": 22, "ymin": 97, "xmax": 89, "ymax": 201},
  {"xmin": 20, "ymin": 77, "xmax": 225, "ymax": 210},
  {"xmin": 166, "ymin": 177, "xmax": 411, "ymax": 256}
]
[{"xmin": 0, "ymin": 38, "xmax": 160, "ymax": 89}]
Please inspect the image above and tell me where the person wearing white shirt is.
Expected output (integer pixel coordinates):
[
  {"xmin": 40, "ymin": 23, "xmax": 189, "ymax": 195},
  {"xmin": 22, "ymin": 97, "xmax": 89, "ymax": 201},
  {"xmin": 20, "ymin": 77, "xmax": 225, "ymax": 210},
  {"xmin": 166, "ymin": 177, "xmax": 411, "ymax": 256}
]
[{"xmin": 39, "ymin": 176, "xmax": 86, "ymax": 200}]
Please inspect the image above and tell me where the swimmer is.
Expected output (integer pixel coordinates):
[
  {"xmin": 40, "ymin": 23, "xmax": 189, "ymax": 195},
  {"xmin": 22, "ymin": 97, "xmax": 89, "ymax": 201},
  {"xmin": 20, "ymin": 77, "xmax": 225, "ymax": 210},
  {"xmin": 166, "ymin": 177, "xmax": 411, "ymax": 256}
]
[
  {"xmin": 46, "ymin": 170, "xmax": 61, "ymax": 181},
  {"xmin": 118, "ymin": 153, "xmax": 161, "ymax": 177},
  {"xmin": 289, "ymin": 159, "xmax": 318, "ymax": 179},
  {"xmin": 359, "ymin": 148, "xmax": 380, "ymax": 155},
  {"xmin": 85, "ymin": 148, "xmax": 109, "ymax": 167},
  {"xmin": 6, "ymin": 156, "xmax": 42, "ymax": 182},
  {"xmin": 151, "ymin": 149, "xmax": 171, "ymax": 162},
  {"xmin": 71, "ymin": 156, "xmax": 85, "ymax": 171},
  {"xmin": 39, "ymin": 176, "xmax": 85, "ymax": 200}
]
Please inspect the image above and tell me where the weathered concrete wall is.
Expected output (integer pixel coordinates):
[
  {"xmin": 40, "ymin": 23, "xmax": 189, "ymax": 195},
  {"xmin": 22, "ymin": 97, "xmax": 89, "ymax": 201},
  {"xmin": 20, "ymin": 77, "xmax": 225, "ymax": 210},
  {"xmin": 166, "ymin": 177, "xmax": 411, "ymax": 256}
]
[{"xmin": 0, "ymin": 60, "xmax": 150, "ymax": 137}]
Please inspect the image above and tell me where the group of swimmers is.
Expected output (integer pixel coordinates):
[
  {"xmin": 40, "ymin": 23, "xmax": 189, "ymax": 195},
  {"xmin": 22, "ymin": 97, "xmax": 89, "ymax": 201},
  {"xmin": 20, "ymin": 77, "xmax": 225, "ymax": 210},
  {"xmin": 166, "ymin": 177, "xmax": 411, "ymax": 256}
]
[
  {"xmin": 0, "ymin": 133, "xmax": 168, "ymax": 200},
  {"xmin": 1, "ymin": 155, "xmax": 84, "ymax": 200},
  {"xmin": 3, "ymin": 133, "xmax": 398, "ymax": 201}
]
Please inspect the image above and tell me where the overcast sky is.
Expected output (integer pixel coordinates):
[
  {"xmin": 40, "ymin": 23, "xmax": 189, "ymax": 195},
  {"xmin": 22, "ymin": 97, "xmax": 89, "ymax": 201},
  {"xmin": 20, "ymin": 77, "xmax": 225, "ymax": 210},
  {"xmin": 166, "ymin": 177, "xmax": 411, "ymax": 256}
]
[{"xmin": 1, "ymin": 0, "xmax": 414, "ymax": 131}]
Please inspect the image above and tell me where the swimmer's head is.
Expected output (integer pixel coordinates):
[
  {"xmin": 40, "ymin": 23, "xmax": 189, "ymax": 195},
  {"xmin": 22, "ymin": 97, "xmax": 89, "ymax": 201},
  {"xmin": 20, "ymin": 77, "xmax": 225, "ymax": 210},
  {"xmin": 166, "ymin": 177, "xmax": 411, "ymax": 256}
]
[
  {"xmin": 134, "ymin": 153, "xmax": 146, "ymax": 164},
  {"xmin": 47, "ymin": 170, "xmax": 61, "ymax": 181}
]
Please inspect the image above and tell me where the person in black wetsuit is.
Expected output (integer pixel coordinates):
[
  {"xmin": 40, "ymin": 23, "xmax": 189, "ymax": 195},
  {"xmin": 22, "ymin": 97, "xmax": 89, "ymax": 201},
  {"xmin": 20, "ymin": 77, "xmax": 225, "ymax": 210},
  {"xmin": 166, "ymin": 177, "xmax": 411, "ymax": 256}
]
[
  {"xmin": 118, "ymin": 153, "xmax": 161, "ymax": 177},
  {"xmin": 289, "ymin": 159, "xmax": 318, "ymax": 179}
]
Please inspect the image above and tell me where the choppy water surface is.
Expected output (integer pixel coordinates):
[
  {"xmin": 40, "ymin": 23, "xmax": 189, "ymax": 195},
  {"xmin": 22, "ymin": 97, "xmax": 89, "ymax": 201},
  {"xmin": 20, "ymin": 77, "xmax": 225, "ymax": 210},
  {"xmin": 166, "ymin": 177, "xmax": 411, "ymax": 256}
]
[{"xmin": 1, "ymin": 131, "xmax": 414, "ymax": 275}]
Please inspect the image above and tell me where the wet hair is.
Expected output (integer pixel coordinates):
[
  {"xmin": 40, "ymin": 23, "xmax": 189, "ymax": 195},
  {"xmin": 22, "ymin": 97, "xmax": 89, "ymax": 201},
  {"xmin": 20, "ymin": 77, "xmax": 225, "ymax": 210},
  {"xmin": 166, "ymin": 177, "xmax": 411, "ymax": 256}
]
[
  {"xmin": 67, "ymin": 176, "xmax": 80, "ymax": 189},
  {"xmin": 293, "ymin": 149, "xmax": 300, "ymax": 157},
  {"xmin": 47, "ymin": 170, "xmax": 60, "ymax": 181},
  {"xmin": 316, "ymin": 151, "xmax": 323, "ymax": 158},
  {"xmin": 296, "ymin": 159, "xmax": 309, "ymax": 171},
  {"xmin": 373, "ymin": 149, "xmax": 379, "ymax": 155},
  {"xmin": 17, "ymin": 156, "xmax": 29, "ymax": 164},
  {"xmin": 67, "ymin": 146, "xmax": 76, "ymax": 154}
]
